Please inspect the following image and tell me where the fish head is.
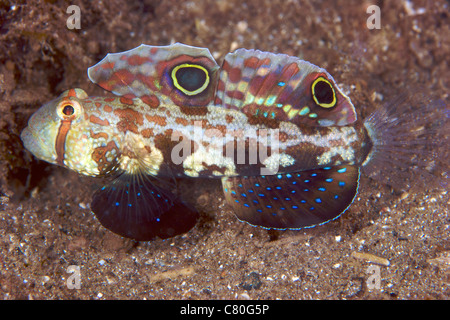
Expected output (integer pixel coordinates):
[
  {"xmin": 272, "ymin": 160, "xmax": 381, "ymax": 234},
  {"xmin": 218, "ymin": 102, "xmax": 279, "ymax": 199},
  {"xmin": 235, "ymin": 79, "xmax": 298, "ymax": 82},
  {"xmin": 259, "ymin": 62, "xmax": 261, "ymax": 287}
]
[{"xmin": 21, "ymin": 88, "xmax": 107, "ymax": 176}]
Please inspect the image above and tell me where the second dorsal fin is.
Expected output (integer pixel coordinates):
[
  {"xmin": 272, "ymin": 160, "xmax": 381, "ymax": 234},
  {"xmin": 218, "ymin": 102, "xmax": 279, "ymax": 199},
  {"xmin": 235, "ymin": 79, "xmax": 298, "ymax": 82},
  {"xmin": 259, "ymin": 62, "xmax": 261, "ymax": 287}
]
[{"xmin": 215, "ymin": 48, "xmax": 356, "ymax": 126}]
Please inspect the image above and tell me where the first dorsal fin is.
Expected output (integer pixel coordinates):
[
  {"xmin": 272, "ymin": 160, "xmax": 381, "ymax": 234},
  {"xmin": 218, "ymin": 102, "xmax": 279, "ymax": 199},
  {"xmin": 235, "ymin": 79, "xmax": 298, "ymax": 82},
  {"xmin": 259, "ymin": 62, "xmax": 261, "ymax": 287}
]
[
  {"xmin": 222, "ymin": 165, "xmax": 360, "ymax": 229},
  {"xmin": 215, "ymin": 48, "xmax": 356, "ymax": 126},
  {"xmin": 88, "ymin": 43, "xmax": 220, "ymax": 107}
]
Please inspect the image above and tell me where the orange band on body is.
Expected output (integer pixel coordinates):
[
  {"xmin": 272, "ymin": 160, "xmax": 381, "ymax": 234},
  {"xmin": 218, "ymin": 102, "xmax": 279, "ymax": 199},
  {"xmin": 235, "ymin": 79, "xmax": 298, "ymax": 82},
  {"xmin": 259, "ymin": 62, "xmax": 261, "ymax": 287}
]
[{"xmin": 55, "ymin": 120, "xmax": 72, "ymax": 166}]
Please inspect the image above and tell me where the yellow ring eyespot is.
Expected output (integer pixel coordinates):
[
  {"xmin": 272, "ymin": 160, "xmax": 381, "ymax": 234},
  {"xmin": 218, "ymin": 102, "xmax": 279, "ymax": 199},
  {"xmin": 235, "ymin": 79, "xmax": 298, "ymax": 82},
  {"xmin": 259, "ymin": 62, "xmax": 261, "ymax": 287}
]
[
  {"xmin": 311, "ymin": 76, "xmax": 337, "ymax": 108},
  {"xmin": 171, "ymin": 63, "xmax": 210, "ymax": 96}
]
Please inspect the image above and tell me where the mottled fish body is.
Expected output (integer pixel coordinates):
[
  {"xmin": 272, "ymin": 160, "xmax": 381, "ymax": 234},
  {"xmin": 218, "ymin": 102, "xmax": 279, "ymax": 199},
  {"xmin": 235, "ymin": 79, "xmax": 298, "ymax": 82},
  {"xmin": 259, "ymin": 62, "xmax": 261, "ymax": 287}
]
[{"xmin": 21, "ymin": 43, "xmax": 447, "ymax": 240}]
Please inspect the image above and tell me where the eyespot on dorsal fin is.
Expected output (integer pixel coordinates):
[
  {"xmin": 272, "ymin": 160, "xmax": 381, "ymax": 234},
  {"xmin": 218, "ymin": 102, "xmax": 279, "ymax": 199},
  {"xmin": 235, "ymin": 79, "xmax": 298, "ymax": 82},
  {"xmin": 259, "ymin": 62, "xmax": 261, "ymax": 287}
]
[
  {"xmin": 222, "ymin": 165, "xmax": 360, "ymax": 229},
  {"xmin": 88, "ymin": 43, "xmax": 220, "ymax": 107},
  {"xmin": 215, "ymin": 48, "xmax": 357, "ymax": 126},
  {"xmin": 91, "ymin": 172, "xmax": 199, "ymax": 241}
]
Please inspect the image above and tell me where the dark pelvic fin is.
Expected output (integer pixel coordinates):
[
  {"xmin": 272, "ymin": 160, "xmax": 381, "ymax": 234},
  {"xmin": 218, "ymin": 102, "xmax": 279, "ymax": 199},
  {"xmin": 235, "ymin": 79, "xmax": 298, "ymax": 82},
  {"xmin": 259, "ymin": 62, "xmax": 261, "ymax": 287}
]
[
  {"xmin": 91, "ymin": 173, "xmax": 199, "ymax": 241},
  {"xmin": 222, "ymin": 165, "xmax": 360, "ymax": 229},
  {"xmin": 363, "ymin": 93, "xmax": 449, "ymax": 191}
]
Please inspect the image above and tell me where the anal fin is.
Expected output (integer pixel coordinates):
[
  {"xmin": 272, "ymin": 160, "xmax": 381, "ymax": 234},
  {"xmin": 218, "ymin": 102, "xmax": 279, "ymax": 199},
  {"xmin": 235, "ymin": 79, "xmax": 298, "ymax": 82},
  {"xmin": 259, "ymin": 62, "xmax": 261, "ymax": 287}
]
[
  {"xmin": 222, "ymin": 165, "xmax": 360, "ymax": 229},
  {"xmin": 91, "ymin": 173, "xmax": 198, "ymax": 241}
]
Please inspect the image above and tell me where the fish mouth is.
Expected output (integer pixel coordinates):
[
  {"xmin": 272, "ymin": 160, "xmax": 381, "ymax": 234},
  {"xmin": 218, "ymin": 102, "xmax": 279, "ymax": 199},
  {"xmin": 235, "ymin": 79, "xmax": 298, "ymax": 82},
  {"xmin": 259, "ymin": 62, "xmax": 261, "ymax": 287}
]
[{"xmin": 21, "ymin": 125, "xmax": 56, "ymax": 163}]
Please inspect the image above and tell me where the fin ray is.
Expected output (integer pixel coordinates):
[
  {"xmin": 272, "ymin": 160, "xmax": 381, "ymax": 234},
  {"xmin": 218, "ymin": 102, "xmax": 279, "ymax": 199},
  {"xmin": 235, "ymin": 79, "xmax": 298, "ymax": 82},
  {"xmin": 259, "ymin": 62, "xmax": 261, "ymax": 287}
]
[{"xmin": 363, "ymin": 93, "xmax": 449, "ymax": 190}]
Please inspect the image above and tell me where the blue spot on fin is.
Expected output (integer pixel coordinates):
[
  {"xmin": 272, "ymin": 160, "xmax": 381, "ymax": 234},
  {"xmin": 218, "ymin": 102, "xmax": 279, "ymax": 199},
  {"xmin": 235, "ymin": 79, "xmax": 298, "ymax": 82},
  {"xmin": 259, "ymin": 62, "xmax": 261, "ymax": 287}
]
[
  {"xmin": 91, "ymin": 173, "xmax": 198, "ymax": 240},
  {"xmin": 221, "ymin": 165, "xmax": 360, "ymax": 229}
]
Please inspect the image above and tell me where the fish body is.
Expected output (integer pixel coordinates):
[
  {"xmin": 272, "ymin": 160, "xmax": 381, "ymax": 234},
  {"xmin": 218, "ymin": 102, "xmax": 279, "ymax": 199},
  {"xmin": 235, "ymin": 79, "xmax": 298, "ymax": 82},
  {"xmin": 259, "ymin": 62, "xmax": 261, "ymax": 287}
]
[
  {"xmin": 22, "ymin": 89, "xmax": 370, "ymax": 178},
  {"xmin": 21, "ymin": 43, "xmax": 447, "ymax": 240}
]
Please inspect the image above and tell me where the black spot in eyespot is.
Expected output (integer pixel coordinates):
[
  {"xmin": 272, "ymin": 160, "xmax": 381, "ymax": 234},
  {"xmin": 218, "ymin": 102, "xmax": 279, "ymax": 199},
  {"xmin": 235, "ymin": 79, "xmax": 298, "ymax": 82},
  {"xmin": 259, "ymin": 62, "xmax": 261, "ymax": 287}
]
[
  {"xmin": 314, "ymin": 80, "xmax": 334, "ymax": 105},
  {"xmin": 62, "ymin": 105, "xmax": 75, "ymax": 116},
  {"xmin": 175, "ymin": 67, "xmax": 207, "ymax": 92}
]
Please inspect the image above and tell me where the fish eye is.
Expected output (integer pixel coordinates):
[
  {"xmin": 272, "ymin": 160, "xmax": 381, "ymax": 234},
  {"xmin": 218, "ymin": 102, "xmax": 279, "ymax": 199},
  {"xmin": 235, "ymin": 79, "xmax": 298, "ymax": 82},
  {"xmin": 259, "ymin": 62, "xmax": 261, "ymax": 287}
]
[
  {"xmin": 311, "ymin": 76, "xmax": 337, "ymax": 108},
  {"xmin": 62, "ymin": 104, "xmax": 75, "ymax": 116},
  {"xmin": 57, "ymin": 101, "xmax": 82, "ymax": 121},
  {"xmin": 171, "ymin": 63, "xmax": 210, "ymax": 96}
]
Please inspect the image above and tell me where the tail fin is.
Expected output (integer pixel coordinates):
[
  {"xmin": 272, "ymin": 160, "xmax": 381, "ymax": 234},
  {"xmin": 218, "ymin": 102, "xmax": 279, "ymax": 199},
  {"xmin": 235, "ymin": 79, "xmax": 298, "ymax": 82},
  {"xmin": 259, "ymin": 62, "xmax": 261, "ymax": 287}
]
[{"xmin": 362, "ymin": 93, "xmax": 449, "ymax": 191}]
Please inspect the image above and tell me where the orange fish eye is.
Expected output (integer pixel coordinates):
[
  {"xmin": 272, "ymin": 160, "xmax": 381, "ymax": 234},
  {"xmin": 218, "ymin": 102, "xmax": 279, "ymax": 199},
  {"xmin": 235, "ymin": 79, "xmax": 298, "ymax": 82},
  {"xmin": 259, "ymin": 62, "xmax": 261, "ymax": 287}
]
[
  {"xmin": 62, "ymin": 104, "xmax": 75, "ymax": 116},
  {"xmin": 57, "ymin": 100, "xmax": 82, "ymax": 121}
]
